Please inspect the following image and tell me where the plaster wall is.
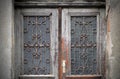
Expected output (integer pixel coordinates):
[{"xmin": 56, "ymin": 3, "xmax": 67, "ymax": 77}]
[
  {"xmin": 106, "ymin": 0, "xmax": 120, "ymax": 79},
  {"xmin": 0, "ymin": 0, "xmax": 13, "ymax": 79},
  {"xmin": 1, "ymin": 0, "xmax": 120, "ymax": 79}
]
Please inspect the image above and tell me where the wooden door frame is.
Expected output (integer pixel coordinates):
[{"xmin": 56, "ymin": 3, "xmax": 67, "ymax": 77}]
[{"xmin": 14, "ymin": 6, "xmax": 106, "ymax": 79}]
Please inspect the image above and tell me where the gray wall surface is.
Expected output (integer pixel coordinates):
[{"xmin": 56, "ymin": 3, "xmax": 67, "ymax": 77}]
[
  {"xmin": 0, "ymin": 0, "xmax": 13, "ymax": 79},
  {"xmin": 0, "ymin": 0, "xmax": 120, "ymax": 79},
  {"xmin": 106, "ymin": 0, "xmax": 120, "ymax": 79}
]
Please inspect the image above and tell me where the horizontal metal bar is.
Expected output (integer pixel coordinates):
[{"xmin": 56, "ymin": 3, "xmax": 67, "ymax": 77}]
[{"xmin": 15, "ymin": 2, "xmax": 105, "ymax": 8}]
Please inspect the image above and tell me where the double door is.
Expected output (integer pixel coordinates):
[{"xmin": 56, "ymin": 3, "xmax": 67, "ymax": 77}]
[{"xmin": 15, "ymin": 8, "xmax": 105, "ymax": 79}]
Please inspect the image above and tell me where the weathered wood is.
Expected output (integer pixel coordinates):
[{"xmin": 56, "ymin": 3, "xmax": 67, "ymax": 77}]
[
  {"xmin": 15, "ymin": 8, "xmax": 23, "ymax": 79},
  {"xmin": 61, "ymin": 8, "xmax": 105, "ymax": 79},
  {"xmin": 15, "ymin": 2, "xmax": 105, "ymax": 8},
  {"xmin": 19, "ymin": 75, "xmax": 55, "ymax": 79},
  {"xmin": 15, "ymin": 0, "xmax": 105, "ymax": 2},
  {"xmin": 15, "ymin": 7, "xmax": 106, "ymax": 79},
  {"xmin": 58, "ymin": 7, "xmax": 63, "ymax": 79},
  {"xmin": 15, "ymin": 8, "xmax": 58, "ymax": 79},
  {"xmin": 66, "ymin": 75, "xmax": 101, "ymax": 79},
  {"xmin": 99, "ymin": 9, "xmax": 106, "ymax": 79}
]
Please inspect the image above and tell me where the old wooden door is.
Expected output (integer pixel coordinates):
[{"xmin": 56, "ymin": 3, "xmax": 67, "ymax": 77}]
[
  {"xmin": 15, "ymin": 8, "xmax": 105, "ymax": 79},
  {"xmin": 15, "ymin": 9, "xmax": 59, "ymax": 79},
  {"xmin": 60, "ymin": 8, "xmax": 105, "ymax": 79}
]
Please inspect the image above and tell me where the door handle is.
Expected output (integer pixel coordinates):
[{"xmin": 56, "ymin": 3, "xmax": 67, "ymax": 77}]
[{"xmin": 62, "ymin": 60, "xmax": 66, "ymax": 73}]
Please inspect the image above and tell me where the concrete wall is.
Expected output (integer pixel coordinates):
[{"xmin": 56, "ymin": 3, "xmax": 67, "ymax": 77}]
[
  {"xmin": 0, "ymin": 0, "xmax": 14, "ymax": 79},
  {"xmin": 1, "ymin": 0, "xmax": 120, "ymax": 79},
  {"xmin": 106, "ymin": 0, "xmax": 120, "ymax": 79}
]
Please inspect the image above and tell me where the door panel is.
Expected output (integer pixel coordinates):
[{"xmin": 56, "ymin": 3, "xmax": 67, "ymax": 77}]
[
  {"xmin": 24, "ymin": 16, "xmax": 51, "ymax": 75},
  {"xmin": 70, "ymin": 16, "xmax": 97, "ymax": 75},
  {"xmin": 15, "ymin": 9, "xmax": 58, "ymax": 79},
  {"xmin": 61, "ymin": 9, "xmax": 103, "ymax": 79}
]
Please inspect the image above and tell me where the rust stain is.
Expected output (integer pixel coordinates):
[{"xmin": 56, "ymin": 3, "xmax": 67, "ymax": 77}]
[
  {"xmin": 60, "ymin": 38, "xmax": 70, "ymax": 79},
  {"xmin": 59, "ymin": 38, "xmax": 65, "ymax": 79},
  {"xmin": 65, "ymin": 46, "xmax": 69, "ymax": 65},
  {"xmin": 65, "ymin": 43, "xmax": 69, "ymax": 73},
  {"xmin": 58, "ymin": 50, "xmax": 62, "ymax": 79},
  {"xmin": 58, "ymin": 7, "xmax": 62, "ymax": 79},
  {"xmin": 61, "ymin": 38, "xmax": 65, "ymax": 57}
]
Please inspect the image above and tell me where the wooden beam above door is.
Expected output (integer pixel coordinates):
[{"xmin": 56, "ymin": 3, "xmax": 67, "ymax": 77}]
[{"xmin": 15, "ymin": 2, "xmax": 105, "ymax": 8}]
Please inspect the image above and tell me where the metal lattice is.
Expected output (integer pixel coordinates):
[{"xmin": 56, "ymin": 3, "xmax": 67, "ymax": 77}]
[
  {"xmin": 71, "ymin": 16, "xmax": 97, "ymax": 75},
  {"xmin": 23, "ymin": 16, "xmax": 51, "ymax": 75}
]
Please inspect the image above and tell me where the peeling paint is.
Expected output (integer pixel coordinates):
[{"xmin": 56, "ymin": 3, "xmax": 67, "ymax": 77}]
[
  {"xmin": 107, "ymin": 32, "xmax": 113, "ymax": 59},
  {"xmin": 106, "ymin": 13, "xmax": 113, "ymax": 58}
]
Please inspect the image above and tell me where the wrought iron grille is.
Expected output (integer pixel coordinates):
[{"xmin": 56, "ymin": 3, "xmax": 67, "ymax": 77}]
[
  {"xmin": 23, "ymin": 16, "xmax": 51, "ymax": 75},
  {"xmin": 71, "ymin": 16, "xmax": 97, "ymax": 75}
]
